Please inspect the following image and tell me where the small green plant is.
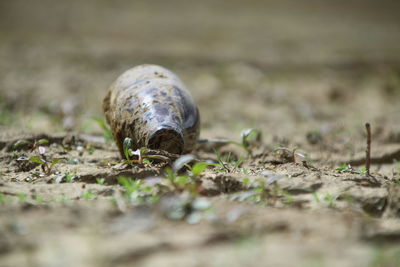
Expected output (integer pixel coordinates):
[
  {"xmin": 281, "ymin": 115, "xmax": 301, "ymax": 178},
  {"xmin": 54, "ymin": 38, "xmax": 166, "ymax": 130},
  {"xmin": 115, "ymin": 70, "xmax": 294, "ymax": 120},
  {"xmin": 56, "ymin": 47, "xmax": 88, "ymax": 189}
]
[
  {"xmin": 82, "ymin": 190, "xmax": 94, "ymax": 200},
  {"xmin": 355, "ymin": 167, "xmax": 367, "ymax": 175},
  {"xmin": 232, "ymin": 178, "xmax": 291, "ymax": 205},
  {"xmin": 96, "ymin": 178, "xmax": 106, "ymax": 185},
  {"xmin": 324, "ymin": 193, "xmax": 338, "ymax": 208},
  {"xmin": 168, "ymin": 156, "xmax": 218, "ymax": 195},
  {"xmin": 312, "ymin": 192, "xmax": 320, "ymax": 203},
  {"xmin": 117, "ymin": 176, "xmax": 158, "ymax": 204},
  {"xmin": 213, "ymin": 150, "xmax": 243, "ymax": 173},
  {"xmin": 15, "ymin": 138, "xmax": 63, "ymax": 176},
  {"xmin": 336, "ymin": 163, "xmax": 367, "ymax": 175},
  {"xmin": 14, "ymin": 138, "xmax": 49, "ymax": 151},
  {"xmin": 241, "ymin": 168, "xmax": 249, "ymax": 175},
  {"xmin": 165, "ymin": 168, "xmax": 198, "ymax": 195},
  {"xmin": 65, "ymin": 171, "xmax": 77, "ymax": 182},
  {"xmin": 33, "ymin": 194, "xmax": 44, "ymax": 204},
  {"xmin": 336, "ymin": 163, "xmax": 353, "ymax": 173},
  {"xmin": 86, "ymin": 144, "xmax": 95, "ymax": 155},
  {"xmin": 111, "ymin": 138, "xmax": 170, "ymax": 169},
  {"xmin": 52, "ymin": 195, "xmax": 70, "ymax": 204},
  {"xmin": 28, "ymin": 156, "xmax": 64, "ymax": 176}
]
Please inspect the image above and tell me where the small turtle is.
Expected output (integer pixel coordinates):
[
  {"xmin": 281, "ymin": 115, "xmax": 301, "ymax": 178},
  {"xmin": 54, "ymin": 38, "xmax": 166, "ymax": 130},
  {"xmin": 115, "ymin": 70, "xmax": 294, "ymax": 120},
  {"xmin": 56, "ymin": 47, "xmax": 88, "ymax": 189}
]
[{"xmin": 103, "ymin": 64, "xmax": 200, "ymax": 158}]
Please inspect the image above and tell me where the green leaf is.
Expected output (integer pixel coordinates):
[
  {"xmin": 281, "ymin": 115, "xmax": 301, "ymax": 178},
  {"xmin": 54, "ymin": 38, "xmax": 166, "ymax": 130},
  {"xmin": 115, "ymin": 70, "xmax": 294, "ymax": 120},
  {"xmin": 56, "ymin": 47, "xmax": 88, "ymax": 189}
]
[
  {"xmin": 96, "ymin": 178, "xmax": 106, "ymax": 185},
  {"xmin": 13, "ymin": 139, "xmax": 31, "ymax": 148},
  {"xmin": 192, "ymin": 162, "xmax": 209, "ymax": 177},
  {"xmin": 29, "ymin": 156, "xmax": 45, "ymax": 165},
  {"xmin": 123, "ymin": 137, "xmax": 134, "ymax": 160},
  {"xmin": 142, "ymin": 158, "xmax": 151, "ymax": 166},
  {"xmin": 140, "ymin": 147, "xmax": 149, "ymax": 154},
  {"xmin": 82, "ymin": 190, "xmax": 94, "ymax": 200},
  {"xmin": 175, "ymin": 175, "xmax": 189, "ymax": 185},
  {"xmin": 50, "ymin": 158, "xmax": 64, "ymax": 169},
  {"xmin": 37, "ymin": 139, "xmax": 49, "ymax": 145},
  {"xmin": 242, "ymin": 177, "xmax": 250, "ymax": 187},
  {"xmin": 34, "ymin": 194, "xmax": 44, "ymax": 203}
]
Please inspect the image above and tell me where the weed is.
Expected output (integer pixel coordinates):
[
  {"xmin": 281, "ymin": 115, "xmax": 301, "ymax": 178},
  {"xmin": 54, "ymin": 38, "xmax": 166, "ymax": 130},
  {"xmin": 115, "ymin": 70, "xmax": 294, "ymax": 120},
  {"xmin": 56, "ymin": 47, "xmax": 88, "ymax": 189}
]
[
  {"xmin": 191, "ymin": 162, "xmax": 210, "ymax": 177},
  {"xmin": 33, "ymin": 194, "xmax": 44, "ymax": 204},
  {"xmin": 117, "ymin": 176, "xmax": 157, "ymax": 204},
  {"xmin": 232, "ymin": 178, "xmax": 292, "ymax": 205},
  {"xmin": 165, "ymin": 168, "xmax": 198, "ymax": 195},
  {"xmin": 111, "ymin": 138, "xmax": 170, "ymax": 169},
  {"xmin": 336, "ymin": 163, "xmax": 352, "ymax": 172},
  {"xmin": 82, "ymin": 190, "xmax": 95, "ymax": 200},
  {"xmin": 14, "ymin": 138, "xmax": 49, "ymax": 151},
  {"xmin": 213, "ymin": 150, "xmax": 242, "ymax": 172},
  {"xmin": 96, "ymin": 178, "xmax": 106, "ymax": 185},
  {"xmin": 336, "ymin": 163, "xmax": 367, "ymax": 175},
  {"xmin": 86, "ymin": 145, "xmax": 95, "ymax": 155},
  {"xmin": 312, "ymin": 192, "xmax": 320, "ymax": 203},
  {"xmin": 355, "ymin": 167, "xmax": 367, "ymax": 175},
  {"xmin": 52, "ymin": 195, "xmax": 70, "ymax": 204},
  {"xmin": 324, "ymin": 193, "xmax": 339, "ymax": 208},
  {"xmin": 25, "ymin": 156, "xmax": 64, "ymax": 176},
  {"xmin": 63, "ymin": 171, "xmax": 76, "ymax": 183},
  {"xmin": 15, "ymin": 138, "xmax": 63, "ymax": 176}
]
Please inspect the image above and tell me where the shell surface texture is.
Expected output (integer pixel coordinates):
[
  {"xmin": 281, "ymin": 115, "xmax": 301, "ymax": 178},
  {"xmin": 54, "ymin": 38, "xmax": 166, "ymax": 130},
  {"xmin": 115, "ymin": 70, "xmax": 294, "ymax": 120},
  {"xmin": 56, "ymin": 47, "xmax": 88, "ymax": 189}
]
[{"xmin": 103, "ymin": 64, "xmax": 200, "ymax": 158}]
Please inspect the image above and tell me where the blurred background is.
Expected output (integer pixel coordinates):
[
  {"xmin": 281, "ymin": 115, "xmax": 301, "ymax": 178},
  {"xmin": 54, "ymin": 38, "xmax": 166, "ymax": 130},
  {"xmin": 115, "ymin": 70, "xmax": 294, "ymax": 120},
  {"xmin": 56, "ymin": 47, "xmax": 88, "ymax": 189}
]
[{"xmin": 0, "ymin": 0, "xmax": 399, "ymax": 141}]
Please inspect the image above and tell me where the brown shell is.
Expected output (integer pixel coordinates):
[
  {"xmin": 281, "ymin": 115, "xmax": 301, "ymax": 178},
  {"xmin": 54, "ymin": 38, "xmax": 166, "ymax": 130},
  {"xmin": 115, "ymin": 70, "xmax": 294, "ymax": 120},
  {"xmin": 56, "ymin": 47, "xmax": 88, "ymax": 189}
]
[{"xmin": 103, "ymin": 64, "xmax": 200, "ymax": 158}]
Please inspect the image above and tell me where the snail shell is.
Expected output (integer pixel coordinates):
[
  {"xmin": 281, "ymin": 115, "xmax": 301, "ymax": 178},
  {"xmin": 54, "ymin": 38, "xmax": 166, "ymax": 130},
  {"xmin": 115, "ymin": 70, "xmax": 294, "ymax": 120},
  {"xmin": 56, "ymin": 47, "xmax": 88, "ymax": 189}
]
[{"xmin": 103, "ymin": 64, "xmax": 200, "ymax": 157}]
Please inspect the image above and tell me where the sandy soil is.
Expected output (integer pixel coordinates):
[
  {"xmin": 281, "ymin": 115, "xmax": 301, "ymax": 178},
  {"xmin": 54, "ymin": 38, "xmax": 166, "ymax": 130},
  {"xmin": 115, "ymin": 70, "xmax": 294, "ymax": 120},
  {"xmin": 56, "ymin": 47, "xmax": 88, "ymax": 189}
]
[{"xmin": 1, "ymin": 1, "xmax": 400, "ymax": 266}]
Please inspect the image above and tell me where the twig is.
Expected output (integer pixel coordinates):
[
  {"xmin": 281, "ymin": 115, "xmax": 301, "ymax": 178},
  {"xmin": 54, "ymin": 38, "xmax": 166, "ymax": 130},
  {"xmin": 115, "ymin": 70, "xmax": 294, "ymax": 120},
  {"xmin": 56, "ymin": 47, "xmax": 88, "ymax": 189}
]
[{"xmin": 365, "ymin": 123, "xmax": 371, "ymax": 176}]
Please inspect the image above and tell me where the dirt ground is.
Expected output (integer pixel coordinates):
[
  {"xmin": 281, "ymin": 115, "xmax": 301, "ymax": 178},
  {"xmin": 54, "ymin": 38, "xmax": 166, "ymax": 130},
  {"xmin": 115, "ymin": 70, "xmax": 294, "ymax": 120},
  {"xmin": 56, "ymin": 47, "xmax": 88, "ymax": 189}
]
[{"xmin": 1, "ymin": 1, "xmax": 400, "ymax": 266}]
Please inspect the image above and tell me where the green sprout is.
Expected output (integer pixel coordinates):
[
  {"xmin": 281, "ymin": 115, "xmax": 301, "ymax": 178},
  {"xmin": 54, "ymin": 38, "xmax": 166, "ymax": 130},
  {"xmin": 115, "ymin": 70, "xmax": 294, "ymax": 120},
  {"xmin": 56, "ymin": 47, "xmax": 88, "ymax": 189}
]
[
  {"xmin": 82, "ymin": 190, "xmax": 95, "ymax": 200},
  {"xmin": 336, "ymin": 163, "xmax": 353, "ymax": 173},
  {"xmin": 111, "ymin": 138, "xmax": 170, "ymax": 169},
  {"xmin": 96, "ymin": 178, "xmax": 106, "ymax": 185},
  {"xmin": 14, "ymin": 138, "xmax": 49, "ymax": 151},
  {"xmin": 34, "ymin": 194, "xmax": 44, "ymax": 204},
  {"xmin": 213, "ymin": 150, "xmax": 243, "ymax": 173},
  {"xmin": 26, "ymin": 156, "xmax": 63, "ymax": 176},
  {"xmin": 336, "ymin": 163, "xmax": 366, "ymax": 175},
  {"xmin": 63, "ymin": 171, "xmax": 76, "ymax": 183},
  {"xmin": 117, "ymin": 176, "xmax": 157, "ymax": 204},
  {"xmin": 324, "ymin": 193, "xmax": 339, "ymax": 208}
]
